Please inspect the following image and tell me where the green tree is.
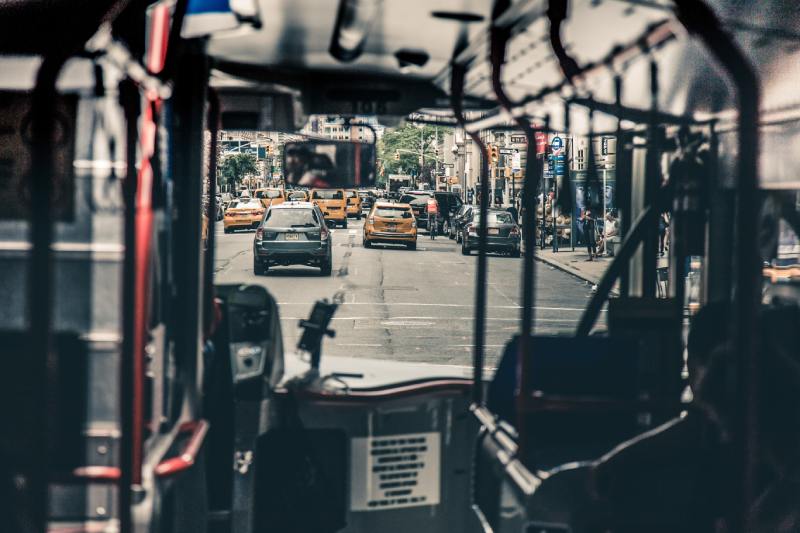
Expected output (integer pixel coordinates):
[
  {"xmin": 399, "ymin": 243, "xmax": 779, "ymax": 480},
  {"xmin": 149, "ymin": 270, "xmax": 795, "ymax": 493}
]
[
  {"xmin": 220, "ymin": 153, "xmax": 258, "ymax": 190},
  {"xmin": 378, "ymin": 124, "xmax": 449, "ymax": 186}
]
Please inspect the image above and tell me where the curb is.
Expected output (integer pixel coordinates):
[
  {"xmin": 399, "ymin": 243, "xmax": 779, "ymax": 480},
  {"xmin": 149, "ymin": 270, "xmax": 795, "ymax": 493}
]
[{"xmin": 535, "ymin": 254, "xmax": 620, "ymax": 296}]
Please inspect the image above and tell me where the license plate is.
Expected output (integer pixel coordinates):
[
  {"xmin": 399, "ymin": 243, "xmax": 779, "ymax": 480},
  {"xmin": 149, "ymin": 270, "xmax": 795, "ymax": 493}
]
[
  {"xmin": 285, "ymin": 233, "xmax": 300, "ymax": 240},
  {"xmin": 386, "ymin": 224, "xmax": 397, "ymax": 231},
  {"xmin": 488, "ymin": 228, "xmax": 499, "ymax": 235}
]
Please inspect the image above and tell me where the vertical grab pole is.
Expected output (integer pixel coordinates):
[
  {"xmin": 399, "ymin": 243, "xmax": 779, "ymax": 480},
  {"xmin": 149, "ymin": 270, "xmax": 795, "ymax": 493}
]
[
  {"xmin": 204, "ymin": 91, "xmax": 220, "ymax": 332},
  {"xmin": 673, "ymin": 2, "xmax": 761, "ymax": 530},
  {"xmin": 450, "ymin": 63, "xmax": 489, "ymax": 405},
  {"xmin": 615, "ymin": 74, "xmax": 631, "ymax": 296},
  {"xmin": 27, "ymin": 50, "xmax": 69, "ymax": 533},
  {"xmin": 641, "ymin": 59, "xmax": 660, "ymax": 297},
  {"xmin": 118, "ymin": 79, "xmax": 140, "ymax": 533}
]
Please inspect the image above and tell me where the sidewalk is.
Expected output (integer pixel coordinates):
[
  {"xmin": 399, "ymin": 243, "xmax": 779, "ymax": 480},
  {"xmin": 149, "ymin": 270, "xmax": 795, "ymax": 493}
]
[
  {"xmin": 535, "ymin": 248, "xmax": 613, "ymax": 288},
  {"xmin": 535, "ymin": 247, "xmax": 670, "ymax": 295}
]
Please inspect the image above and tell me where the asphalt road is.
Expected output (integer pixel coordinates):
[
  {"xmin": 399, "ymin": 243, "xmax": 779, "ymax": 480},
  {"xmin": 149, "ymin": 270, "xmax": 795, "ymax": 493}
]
[{"xmin": 214, "ymin": 217, "xmax": 598, "ymax": 369}]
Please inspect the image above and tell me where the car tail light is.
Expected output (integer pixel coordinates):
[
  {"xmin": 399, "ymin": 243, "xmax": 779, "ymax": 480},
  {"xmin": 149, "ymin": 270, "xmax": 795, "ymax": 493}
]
[
  {"xmin": 510, "ymin": 226, "xmax": 520, "ymax": 236},
  {"xmin": 411, "ymin": 220, "xmax": 416, "ymax": 228},
  {"xmin": 368, "ymin": 217, "xmax": 375, "ymax": 225},
  {"xmin": 320, "ymin": 227, "xmax": 330, "ymax": 240},
  {"xmin": 256, "ymin": 228, "xmax": 263, "ymax": 241},
  {"xmin": 467, "ymin": 224, "xmax": 476, "ymax": 234}
]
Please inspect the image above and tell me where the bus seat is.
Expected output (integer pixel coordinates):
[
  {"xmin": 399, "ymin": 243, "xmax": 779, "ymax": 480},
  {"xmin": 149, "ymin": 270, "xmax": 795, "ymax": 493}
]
[
  {"xmin": 488, "ymin": 335, "xmax": 641, "ymax": 470},
  {"xmin": 473, "ymin": 413, "xmax": 601, "ymax": 533},
  {"xmin": 590, "ymin": 414, "xmax": 724, "ymax": 532}
]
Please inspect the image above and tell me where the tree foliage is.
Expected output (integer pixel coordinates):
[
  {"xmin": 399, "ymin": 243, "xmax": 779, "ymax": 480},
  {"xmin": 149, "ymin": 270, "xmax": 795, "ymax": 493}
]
[
  {"xmin": 220, "ymin": 153, "xmax": 258, "ymax": 189},
  {"xmin": 377, "ymin": 124, "xmax": 449, "ymax": 185}
]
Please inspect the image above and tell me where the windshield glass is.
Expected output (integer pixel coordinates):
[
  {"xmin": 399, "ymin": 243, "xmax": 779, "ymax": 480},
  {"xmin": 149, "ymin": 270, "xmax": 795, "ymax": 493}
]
[
  {"xmin": 346, "ymin": 190, "xmax": 357, "ymax": 198},
  {"xmin": 263, "ymin": 208, "xmax": 317, "ymax": 228},
  {"xmin": 287, "ymin": 191, "xmax": 307, "ymax": 200},
  {"xmin": 374, "ymin": 207, "xmax": 410, "ymax": 218},
  {"xmin": 256, "ymin": 189, "xmax": 283, "ymax": 199},
  {"xmin": 312, "ymin": 190, "xmax": 343, "ymax": 200},
  {"xmin": 472, "ymin": 211, "xmax": 514, "ymax": 225},
  {"xmin": 399, "ymin": 193, "xmax": 430, "ymax": 204},
  {"xmin": 231, "ymin": 200, "xmax": 262, "ymax": 210}
]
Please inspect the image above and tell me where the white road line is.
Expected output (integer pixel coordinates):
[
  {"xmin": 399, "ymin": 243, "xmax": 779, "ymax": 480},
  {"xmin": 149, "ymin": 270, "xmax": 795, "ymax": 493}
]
[
  {"xmin": 279, "ymin": 316, "xmax": 580, "ymax": 322},
  {"xmin": 348, "ymin": 229, "xmax": 356, "ymax": 234},
  {"xmin": 335, "ymin": 343, "xmax": 382, "ymax": 347},
  {"xmin": 277, "ymin": 302, "xmax": 596, "ymax": 312}
]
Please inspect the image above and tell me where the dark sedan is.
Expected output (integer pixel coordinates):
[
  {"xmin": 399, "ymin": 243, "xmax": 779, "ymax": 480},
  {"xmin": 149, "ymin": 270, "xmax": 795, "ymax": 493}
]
[
  {"xmin": 461, "ymin": 209, "xmax": 521, "ymax": 256},
  {"xmin": 447, "ymin": 204, "xmax": 473, "ymax": 241},
  {"xmin": 253, "ymin": 202, "xmax": 333, "ymax": 275}
]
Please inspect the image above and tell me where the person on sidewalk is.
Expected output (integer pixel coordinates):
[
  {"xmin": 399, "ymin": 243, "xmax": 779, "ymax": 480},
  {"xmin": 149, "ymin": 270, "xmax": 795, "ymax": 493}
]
[
  {"xmin": 598, "ymin": 211, "xmax": 618, "ymax": 256},
  {"xmin": 658, "ymin": 212, "xmax": 670, "ymax": 256},
  {"xmin": 581, "ymin": 207, "xmax": 598, "ymax": 260}
]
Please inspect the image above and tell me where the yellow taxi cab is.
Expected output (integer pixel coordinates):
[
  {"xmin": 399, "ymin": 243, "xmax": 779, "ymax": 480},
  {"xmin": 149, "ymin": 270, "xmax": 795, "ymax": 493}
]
[
  {"xmin": 285, "ymin": 189, "xmax": 309, "ymax": 202},
  {"xmin": 345, "ymin": 189, "xmax": 362, "ymax": 220},
  {"xmin": 254, "ymin": 187, "xmax": 285, "ymax": 209},
  {"xmin": 310, "ymin": 188, "xmax": 348, "ymax": 228},
  {"xmin": 363, "ymin": 201, "xmax": 417, "ymax": 250},
  {"xmin": 223, "ymin": 198, "xmax": 265, "ymax": 233}
]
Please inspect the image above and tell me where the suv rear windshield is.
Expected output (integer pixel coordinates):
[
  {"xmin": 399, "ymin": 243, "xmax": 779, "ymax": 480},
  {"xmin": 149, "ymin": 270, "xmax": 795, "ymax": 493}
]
[
  {"xmin": 263, "ymin": 208, "xmax": 318, "ymax": 228},
  {"xmin": 374, "ymin": 207, "xmax": 412, "ymax": 218},
  {"xmin": 256, "ymin": 189, "xmax": 283, "ymax": 199},
  {"xmin": 312, "ymin": 190, "xmax": 343, "ymax": 200},
  {"xmin": 473, "ymin": 211, "xmax": 514, "ymax": 225},
  {"xmin": 287, "ymin": 191, "xmax": 307, "ymax": 200},
  {"xmin": 346, "ymin": 190, "xmax": 357, "ymax": 198},
  {"xmin": 399, "ymin": 193, "xmax": 431, "ymax": 204}
]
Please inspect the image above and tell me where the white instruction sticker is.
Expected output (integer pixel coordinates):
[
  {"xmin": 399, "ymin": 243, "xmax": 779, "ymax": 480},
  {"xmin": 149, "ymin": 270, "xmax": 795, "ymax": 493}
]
[{"xmin": 350, "ymin": 431, "xmax": 441, "ymax": 511}]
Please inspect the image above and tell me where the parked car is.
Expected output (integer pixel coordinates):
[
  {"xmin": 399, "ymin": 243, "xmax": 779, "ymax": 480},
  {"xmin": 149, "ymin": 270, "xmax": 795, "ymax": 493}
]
[
  {"xmin": 447, "ymin": 204, "xmax": 473, "ymax": 241},
  {"xmin": 461, "ymin": 209, "xmax": 521, "ymax": 256},
  {"xmin": 363, "ymin": 202, "xmax": 417, "ymax": 250},
  {"xmin": 223, "ymin": 198, "xmax": 265, "ymax": 233},
  {"xmin": 253, "ymin": 202, "xmax": 332, "ymax": 275}
]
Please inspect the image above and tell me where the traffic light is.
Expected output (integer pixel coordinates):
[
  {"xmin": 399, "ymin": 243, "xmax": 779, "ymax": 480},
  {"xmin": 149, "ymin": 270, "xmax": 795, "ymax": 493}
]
[
  {"xmin": 489, "ymin": 144, "xmax": 499, "ymax": 163},
  {"xmin": 266, "ymin": 145, "xmax": 273, "ymax": 156},
  {"xmin": 394, "ymin": 150, "xmax": 400, "ymax": 161}
]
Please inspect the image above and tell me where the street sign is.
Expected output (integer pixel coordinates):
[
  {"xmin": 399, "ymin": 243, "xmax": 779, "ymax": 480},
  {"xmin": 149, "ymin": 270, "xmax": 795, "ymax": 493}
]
[
  {"xmin": 535, "ymin": 130, "xmax": 547, "ymax": 154},
  {"xmin": 551, "ymin": 136, "xmax": 563, "ymax": 152},
  {"xmin": 499, "ymin": 148, "xmax": 515, "ymax": 155},
  {"xmin": 512, "ymin": 151, "xmax": 521, "ymax": 171},
  {"xmin": 511, "ymin": 135, "xmax": 527, "ymax": 144}
]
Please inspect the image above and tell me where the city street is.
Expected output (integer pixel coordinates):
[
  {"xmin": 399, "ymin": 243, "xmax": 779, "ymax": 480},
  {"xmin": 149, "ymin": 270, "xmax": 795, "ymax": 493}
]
[{"xmin": 214, "ymin": 217, "xmax": 599, "ymax": 369}]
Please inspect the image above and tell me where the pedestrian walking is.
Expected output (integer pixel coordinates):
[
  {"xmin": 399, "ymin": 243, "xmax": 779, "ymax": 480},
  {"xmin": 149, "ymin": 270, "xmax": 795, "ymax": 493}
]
[
  {"xmin": 658, "ymin": 212, "xmax": 669, "ymax": 256},
  {"xmin": 581, "ymin": 208, "xmax": 598, "ymax": 260},
  {"xmin": 467, "ymin": 188, "xmax": 474, "ymax": 205}
]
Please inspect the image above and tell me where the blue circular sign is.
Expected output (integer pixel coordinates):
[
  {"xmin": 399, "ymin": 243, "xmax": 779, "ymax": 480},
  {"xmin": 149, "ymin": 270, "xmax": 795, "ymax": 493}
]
[{"xmin": 551, "ymin": 136, "xmax": 563, "ymax": 151}]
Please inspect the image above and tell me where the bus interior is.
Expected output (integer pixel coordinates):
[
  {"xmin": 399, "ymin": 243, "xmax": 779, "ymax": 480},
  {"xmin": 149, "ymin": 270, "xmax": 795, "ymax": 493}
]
[{"xmin": 1, "ymin": 0, "xmax": 799, "ymax": 532}]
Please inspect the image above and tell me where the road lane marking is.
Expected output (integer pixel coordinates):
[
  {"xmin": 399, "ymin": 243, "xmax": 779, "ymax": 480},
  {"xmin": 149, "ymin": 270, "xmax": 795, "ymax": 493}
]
[
  {"xmin": 279, "ymin": 316, "xmax": 580, "ymax": 322},
  {"xmin": 379, "ymin": 320, "xmax": 435, "ymax": 327},
  {"xmin": 335, "ymin": 343, "xmax": 382, "ymax": 347},
  {"xmin": 277, "ymin": 302, "xmax": 598, "ymax": 312}
]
